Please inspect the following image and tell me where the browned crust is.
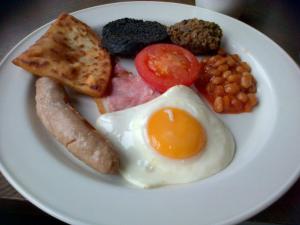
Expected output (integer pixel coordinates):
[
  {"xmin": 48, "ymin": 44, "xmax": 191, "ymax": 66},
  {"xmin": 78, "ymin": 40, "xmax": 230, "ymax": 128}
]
[
  {"xmin": 35, "ymin": 77, "xmax": 119, "ymax": 174},
  {"xmin": 13, "ymin": 13, "xmax": 112, "ymax": 97},
  {"xmin": 94, "ymin": 97, "xmax": 107, "ymax": 114}
]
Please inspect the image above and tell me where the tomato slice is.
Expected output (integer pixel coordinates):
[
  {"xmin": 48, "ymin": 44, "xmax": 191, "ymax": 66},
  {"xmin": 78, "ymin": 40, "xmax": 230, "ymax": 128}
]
[{"xmin": 135, "ymin": 43, "xmax": 202, "ymax": 92}]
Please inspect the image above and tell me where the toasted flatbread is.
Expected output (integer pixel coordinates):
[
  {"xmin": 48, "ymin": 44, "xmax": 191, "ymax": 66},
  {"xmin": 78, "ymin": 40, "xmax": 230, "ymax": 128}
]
[{"xmin": 13, "ymin": 13, "xmax": 111, "ymax": 97}]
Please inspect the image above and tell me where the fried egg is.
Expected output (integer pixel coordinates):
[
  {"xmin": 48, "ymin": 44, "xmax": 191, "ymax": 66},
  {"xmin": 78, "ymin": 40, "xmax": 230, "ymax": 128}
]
[{"xmin": 95, "ymin": 85, "xmax": 235, "ymax": 188}]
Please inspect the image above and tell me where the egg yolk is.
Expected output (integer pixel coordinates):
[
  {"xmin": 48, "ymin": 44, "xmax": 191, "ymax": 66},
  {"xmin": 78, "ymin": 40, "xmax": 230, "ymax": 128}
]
[{"xmin": 147, "ymin": 107, "xmax": 206, "ymax": 159}]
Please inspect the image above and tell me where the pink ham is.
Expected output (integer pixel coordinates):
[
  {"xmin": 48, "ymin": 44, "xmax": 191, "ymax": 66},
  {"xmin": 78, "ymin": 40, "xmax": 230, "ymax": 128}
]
[{"xmin": 104, "ymin": 64, "xmax": 160, "ymax": 112}]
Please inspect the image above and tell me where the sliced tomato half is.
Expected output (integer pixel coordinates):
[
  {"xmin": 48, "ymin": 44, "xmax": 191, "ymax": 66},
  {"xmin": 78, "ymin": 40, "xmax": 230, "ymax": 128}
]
[{"xmin": 135, "ymin": 43, "xmax": 202, "ymax": 92}]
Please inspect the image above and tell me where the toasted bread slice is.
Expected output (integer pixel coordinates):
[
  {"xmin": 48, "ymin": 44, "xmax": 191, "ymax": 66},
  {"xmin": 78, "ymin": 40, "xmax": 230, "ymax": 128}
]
[{"xmin": 13, "ymin": 13, "xmax": 111, "ymax": 97}]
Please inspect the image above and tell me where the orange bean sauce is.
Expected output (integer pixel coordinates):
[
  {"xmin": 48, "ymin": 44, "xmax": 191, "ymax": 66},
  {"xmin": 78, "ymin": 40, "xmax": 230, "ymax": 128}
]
[{"xmin": 196, "ymin": 50, "xmax": 258, "ymax": 113}]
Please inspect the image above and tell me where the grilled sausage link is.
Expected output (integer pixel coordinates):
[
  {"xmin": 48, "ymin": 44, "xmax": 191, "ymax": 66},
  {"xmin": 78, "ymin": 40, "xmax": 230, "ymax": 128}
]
[{"xmin": 35, "ymin": 77, "xmax": 120, "ymax": 174}]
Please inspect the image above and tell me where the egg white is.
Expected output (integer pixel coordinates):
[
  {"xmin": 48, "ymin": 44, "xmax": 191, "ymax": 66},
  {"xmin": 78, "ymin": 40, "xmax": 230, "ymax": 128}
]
[{"xmin": 96, "ymin": 85, "xmax": 235, "ymax": 188}]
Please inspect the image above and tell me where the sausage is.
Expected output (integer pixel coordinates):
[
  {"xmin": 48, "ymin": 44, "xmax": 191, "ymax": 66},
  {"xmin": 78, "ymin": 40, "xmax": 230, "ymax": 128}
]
[{"xmin": 35, "ymin": 77, "xmax": 120, "ymax": 174}]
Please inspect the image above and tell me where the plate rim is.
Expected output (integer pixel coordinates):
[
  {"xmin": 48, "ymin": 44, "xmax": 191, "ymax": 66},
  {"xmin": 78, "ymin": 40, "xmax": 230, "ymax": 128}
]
[{"xmin": 0, "ymin": 1, "xmax": 300, "ymax": 225}]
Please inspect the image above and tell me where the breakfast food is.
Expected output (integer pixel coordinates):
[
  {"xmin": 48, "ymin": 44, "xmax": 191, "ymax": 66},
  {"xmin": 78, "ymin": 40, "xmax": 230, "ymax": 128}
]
[
  {"xmin": 102, "ymin": 18, "xmax": 168, "ymax": 57},
  {"xmin": 13, "ymin": 13, "xmax": 112, "ymax": 97},
  {"xmin": 36, "ymin": 77, "xmax": 120, "ymax": 174},
  {"xmin": 196, "ymin": 50, "xmax": 258, "ymax": 113},
  {"xmin": 168, "ymin": 18, "xmax": 222, "ymax": 54},
  {"xmin": 98, "ymin": 65, "xmax": 160, "ymax": 113},
  {"xmin": 135, "ymin": 43, "xmax": 202, "ymax": 92},
  {"xmin": 11, "ymin": 12, "xmax": 257, "ymax": 187},
  {"xmin": 95, "ymin": 85, "xmax": 235, "ymax": 188}
]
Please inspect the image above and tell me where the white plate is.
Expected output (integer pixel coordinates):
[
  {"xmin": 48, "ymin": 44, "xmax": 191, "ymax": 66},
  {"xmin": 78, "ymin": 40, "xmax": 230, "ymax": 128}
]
[{"xmin": 1, "ymin": 2, "xmax": 300, "ymax": 225}]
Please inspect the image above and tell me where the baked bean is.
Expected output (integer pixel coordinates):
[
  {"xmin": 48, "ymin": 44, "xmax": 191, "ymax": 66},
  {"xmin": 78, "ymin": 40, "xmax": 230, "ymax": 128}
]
[
  {"xmin": 242, "ymin": 72, "xmax": 251, "ymax": 77},
  {"xmin": 206, "ymin": 83, "xmax": 214, "ymax": 93},
  {"xmin": 223, "ymin": 95, "xmax": 231, "ymax": 111},
  {"xmin": 202, "ymin": 58, "xmax": 208, "ymax": 64},
  {"xmin": 227, "ymin": 74, "xmax": 240, "ymax": 82},
  {"xmin": 214, "ymin": 97, "xmax": 224, "ymax": 113},
  {"xmin": 237, "ymin": 92, "xmax": 248, "ymax": 103},
  {"xmin": 211, "ymin": 76, "xmax": 224, "ymax": 85},
  {"xmin": 209, "ymin": 69, "xmax": 221, "ymax": 76},
  {"xmin": 231, "ymin": 97, "xmax": 243, "ymax": 111},
  {"xmin": 224, "ymin": 83, "xmax": 240, "ymax": 94},
  {"xmin": 208, "ymin": 56, "xmax": 216, "ymax": 63},
  {"xmin": 209, "ymin": 55, "xmax": 222, "ymax": 63},
  {"xmin": 248, "ymin": 93, "xmax": 258, "ymax": 106},
  {"xmin": 236, "ymin": 66, "xmax": 246, "ymax": 73},
  {"xmin": 232, "ymin": 54, "xmax": 241, "ymax": 62},
  {"xmin": 222, "ymin": 70, "xmax": 231, "ymax": 78},
  {"xmin": 241, "ymin": 74, "xmax": 253, "ymax": 88},
  {"xmin": 241, "ymin": 62, "xmax": 251, "ymax": 72},
  {"xmin": 214, "ymin": 57, "xmax": 227, "ymax": 67},
  {"xmin": 226, "ymin": 56, "xmax": 236, "ymax": 67},
  {"xmin": 248, "ymin": 85, "xmax": 257, "ymax": 93},
  {"xmin": 218, "ymin": 64, "xmax": 229, "ymax": 72},
  {"xmin": 244, "ymin": 102, "xmax": 254, "ymax": 112},
  {"xmin": 214, "ymin": 85, "xmax": 225, "ymax": 96}
]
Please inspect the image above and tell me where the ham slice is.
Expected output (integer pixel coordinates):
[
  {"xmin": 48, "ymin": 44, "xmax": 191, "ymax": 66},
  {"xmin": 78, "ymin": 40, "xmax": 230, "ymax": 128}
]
[{"xmin": 105, "ymin": 73, "xmax": 160, "ymax": 112}]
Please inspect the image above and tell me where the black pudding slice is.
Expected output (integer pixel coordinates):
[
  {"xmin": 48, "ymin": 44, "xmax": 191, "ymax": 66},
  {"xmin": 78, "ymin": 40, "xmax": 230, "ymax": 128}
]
[{"xmin": 102, "ymin": 18, "xmax": 168, "ymax": 57}]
